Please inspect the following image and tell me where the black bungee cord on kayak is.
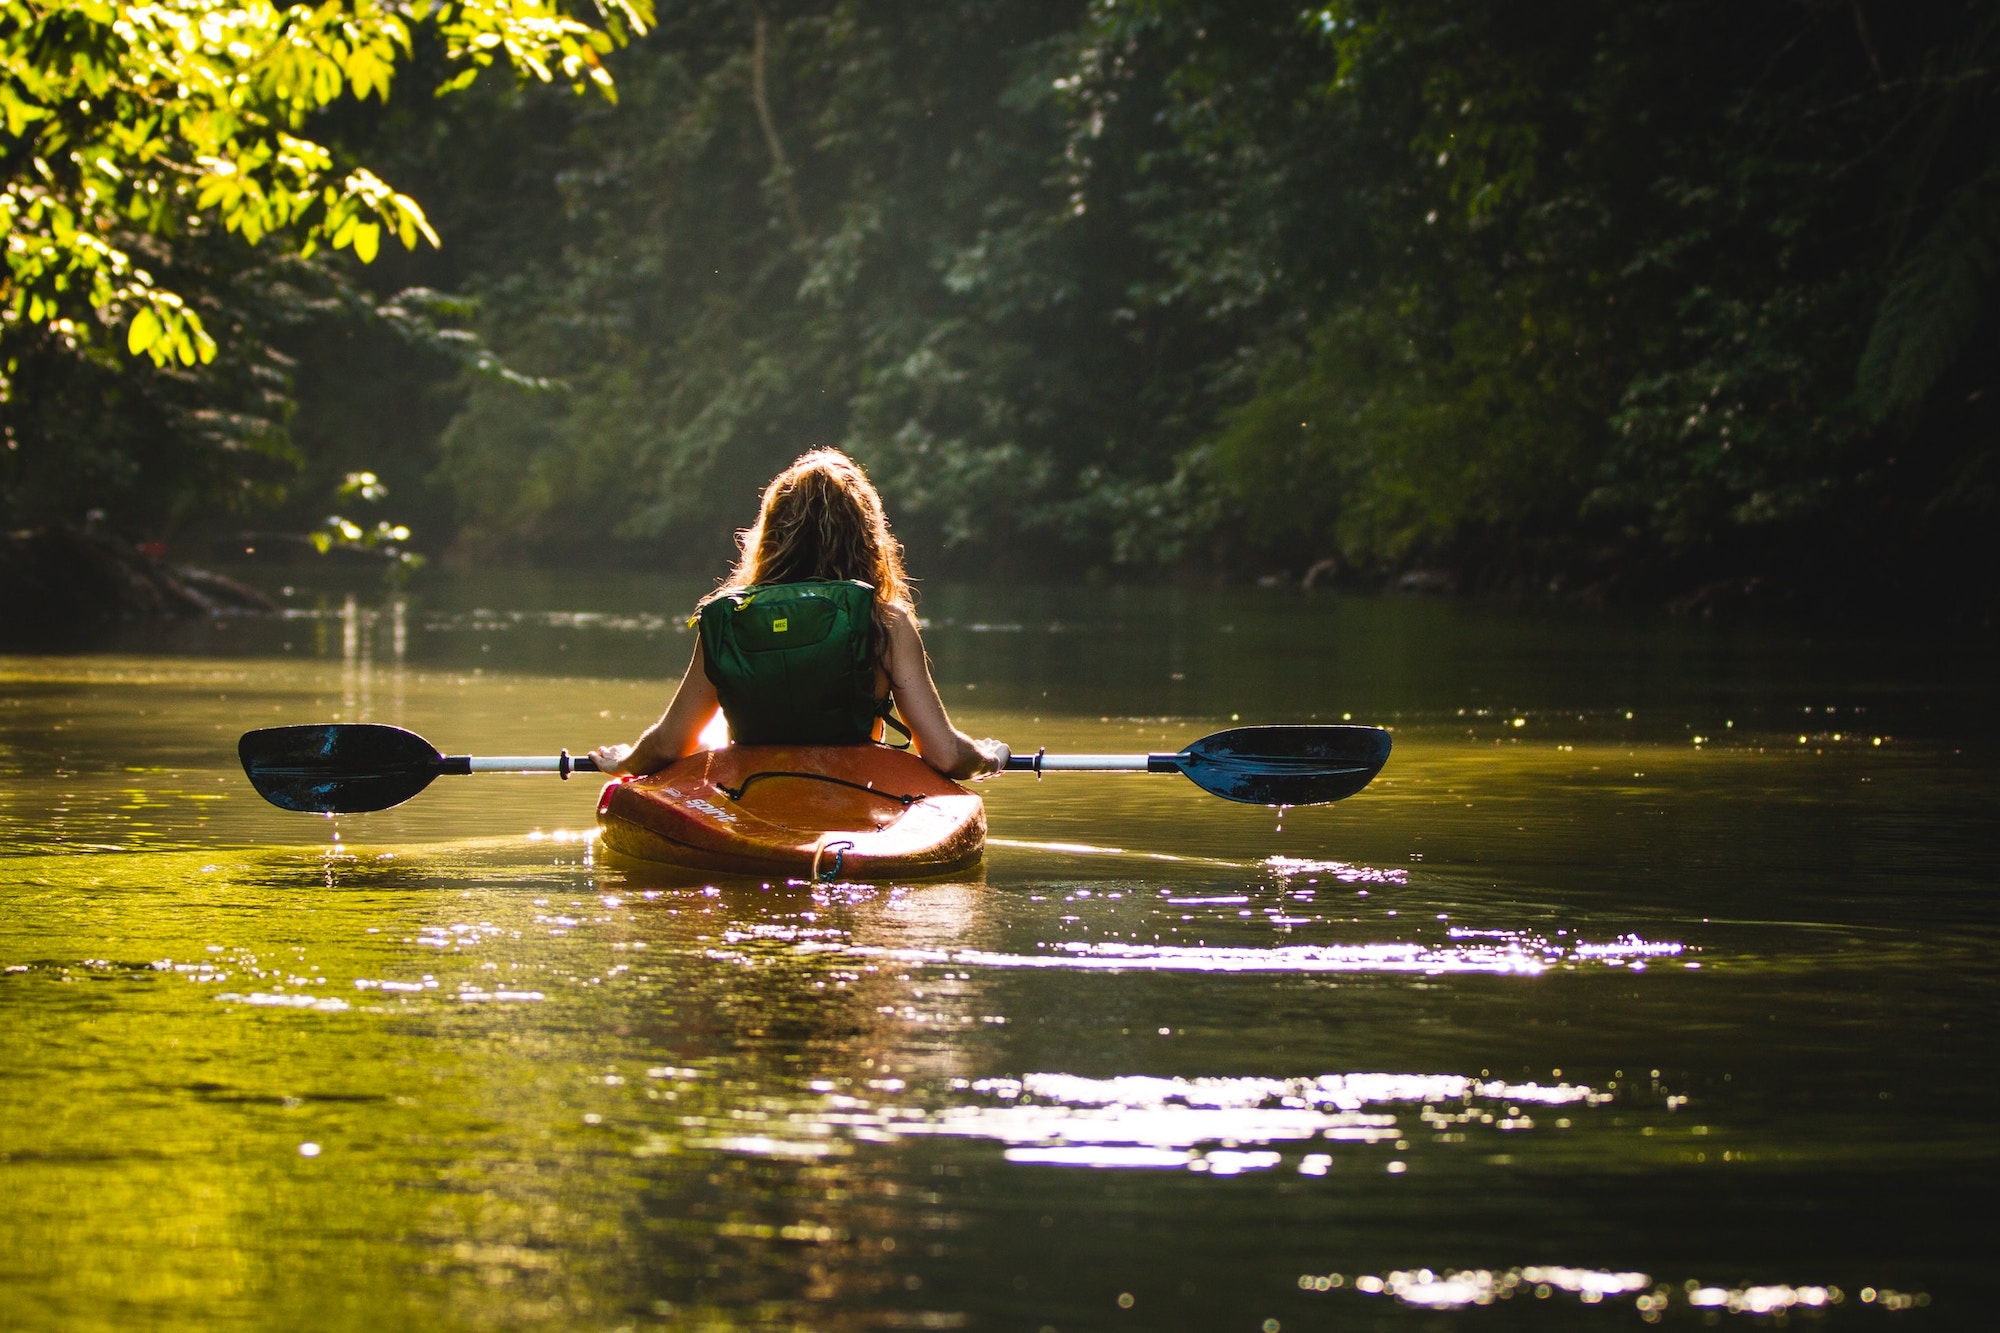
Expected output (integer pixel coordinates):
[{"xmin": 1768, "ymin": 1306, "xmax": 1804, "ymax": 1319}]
[{"xmin": 716, "ymin": 770, "xmax": 924, "ymax": 807}]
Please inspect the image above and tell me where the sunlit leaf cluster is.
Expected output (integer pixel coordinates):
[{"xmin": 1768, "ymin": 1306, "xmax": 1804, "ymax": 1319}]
[
  {"xmin": 0, "ymin": 0, "xmax": 649, "ymax": 399},
  {"xmin": 311, "ymin": 468, "xmax": 424, "ymax": 587}
]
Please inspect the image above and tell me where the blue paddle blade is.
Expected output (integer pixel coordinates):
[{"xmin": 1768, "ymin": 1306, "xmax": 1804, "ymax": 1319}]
[
  {"xmin": 1172, "ymin": 724, "xmax": 1391, "ymax": 805},
  {"xmin": 239, "ymin": 724, "xmax": 446, "ymax": 813}
]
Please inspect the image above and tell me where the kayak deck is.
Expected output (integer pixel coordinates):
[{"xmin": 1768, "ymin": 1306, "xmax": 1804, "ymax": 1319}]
[{"xmin": 596, "ymin": 745, "xmax": 985, "ymax": 879}]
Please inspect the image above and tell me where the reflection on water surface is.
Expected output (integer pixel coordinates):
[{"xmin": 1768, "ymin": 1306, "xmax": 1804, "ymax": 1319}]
[{"xmin": 0, "ymin": 574, "xmax": 1994, "ymax": 1329}]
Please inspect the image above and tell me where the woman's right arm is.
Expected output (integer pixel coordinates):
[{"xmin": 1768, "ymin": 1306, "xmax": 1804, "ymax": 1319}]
[
  {"xmin": 591, "ymin": 640, "xmax": 721, "ymax": 776},
  {"xmin": 883, "ymin": 606, "xmax": 1009, "ymax": 780}
]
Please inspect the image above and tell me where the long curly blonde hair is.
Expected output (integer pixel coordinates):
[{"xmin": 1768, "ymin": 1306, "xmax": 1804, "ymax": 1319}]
[{"xmin": 706, "ymin": 450, "xmax": 912, "ymax": 611}]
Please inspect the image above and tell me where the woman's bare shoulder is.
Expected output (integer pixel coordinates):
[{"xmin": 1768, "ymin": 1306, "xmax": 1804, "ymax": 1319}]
[{"xmin": 879, "ymin": 601, "xmax": 926, "ymax": 676}]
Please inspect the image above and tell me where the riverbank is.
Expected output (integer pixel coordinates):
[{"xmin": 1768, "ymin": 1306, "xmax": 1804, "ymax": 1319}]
[{"xmin": 0, "ymin": 526, "xmax": 274, "ymax": 643}]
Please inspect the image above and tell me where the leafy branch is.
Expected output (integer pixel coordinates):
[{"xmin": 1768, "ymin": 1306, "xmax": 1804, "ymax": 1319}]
[
  {"xmin": 312, "ymin": 468, "xmax": 425, "ymax": 587},
  {"xmin": 0, "ymin": 0, "xmax": 651, "ymax": 399}
]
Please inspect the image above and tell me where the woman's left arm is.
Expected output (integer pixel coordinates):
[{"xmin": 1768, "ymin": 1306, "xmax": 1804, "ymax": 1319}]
[{"xmin": 883, "ymin": 606, "xmax": 1009, "ymax": 780}]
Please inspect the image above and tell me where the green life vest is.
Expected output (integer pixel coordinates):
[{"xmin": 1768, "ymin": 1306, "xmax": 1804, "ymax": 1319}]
[{"xmin": 698, "ymin": 580, "xmax": 896, "ymax": 746}]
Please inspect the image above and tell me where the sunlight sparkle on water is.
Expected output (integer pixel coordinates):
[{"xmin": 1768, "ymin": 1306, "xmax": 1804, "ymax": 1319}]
[
  {"xmin": 805, "ymin": 932, "xmax": 1681, "ymax": 974},
  {"xmin": 1001, "ymin": 1146, "xmax": 1194, "ymax": 1168},
  {"xmin": 524, "ymin": 827, "xmax": 599, "ymax": 844},
  {"xmin": 1264, "ymin": 856, "xmax": 1408, "ymax": 884},
  {"xmin": 1305, "ymin": 1266, "xmax": 1649, "ymax": 1309},
  {"xmin": 1299, "ymin": 1266, "xmax": 1919, "ymax": 1321},
  {"xmin": 704, "ymin": 1070, "xmax": 1617, "ymax": 1170},
  {"xmin": 215, "ymin": 991, "xmax": 352, "ymax": 1012}
]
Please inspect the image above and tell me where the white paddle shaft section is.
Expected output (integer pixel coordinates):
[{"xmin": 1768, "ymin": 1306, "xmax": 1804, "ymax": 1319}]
[
  {"xmin": 467, "ymin": 756, "xmax": 601, "ymax": 773},
  {"xmin": 1027, "ymin": 753, "xmax": 1153, "ymax": 771}
]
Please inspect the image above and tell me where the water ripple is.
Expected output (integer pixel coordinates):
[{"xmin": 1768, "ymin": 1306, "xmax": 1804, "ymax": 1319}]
[
  {"xmin": 1299, "ymin": 1265, "xmax": 1927, "ymax": 1321},
  {"xmin": 703, "ymin": 1069, "xmax": 1619, "ymax": 1169},
  {"xmin": 794, "ymin": 931, "xmax": 1686, "ymax": 974}
]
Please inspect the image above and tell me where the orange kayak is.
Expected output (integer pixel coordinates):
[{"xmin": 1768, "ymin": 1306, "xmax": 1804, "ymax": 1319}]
[{"xmin": 596, "ymin": 745, "xmax": 985, "ymax": 879}]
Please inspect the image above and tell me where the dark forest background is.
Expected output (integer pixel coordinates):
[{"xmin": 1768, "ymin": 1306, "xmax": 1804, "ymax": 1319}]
[{"xmin": 7, "ymin": 0, "xmax": 1998, "ymax": 617}]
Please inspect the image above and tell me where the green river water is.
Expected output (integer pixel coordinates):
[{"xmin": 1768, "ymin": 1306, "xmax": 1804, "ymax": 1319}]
[{"xmin": 1, "ymin": 572, "xmax": 1993, "ymax": 1330}]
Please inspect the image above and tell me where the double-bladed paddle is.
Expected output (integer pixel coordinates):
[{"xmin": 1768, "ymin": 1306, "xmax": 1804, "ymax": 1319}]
[{"xmin": 238, "ymin": 722, "xmax": 1390, "ymax": 815}]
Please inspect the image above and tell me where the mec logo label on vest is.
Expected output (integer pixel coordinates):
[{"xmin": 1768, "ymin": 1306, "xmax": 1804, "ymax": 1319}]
[{"xmin": 773, "ymin": 618, "xmax": 789, "ymax": 632}]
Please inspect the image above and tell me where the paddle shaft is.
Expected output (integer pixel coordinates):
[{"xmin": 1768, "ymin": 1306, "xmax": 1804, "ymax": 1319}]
[
  {"xmin": 481, "ymin": 753, "xmax": 1152, "ymax": 773},
  {"xmin": 326, "ymin": 751, "xmax": 1157, "ymax": 775},
  {"xmin": 461, "ymin": 752, "xmax": 1322, "ymax": 774},
  {"xmin": 458, "ymin": 754, "xmax": 602, "ymax": 774},
  {"xmin": 1006, "ymin": 752, "xmax": 1178, "ymax": 772}
]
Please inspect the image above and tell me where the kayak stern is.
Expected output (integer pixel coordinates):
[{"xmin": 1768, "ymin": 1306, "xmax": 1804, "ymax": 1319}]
[{"xmin": 597, "ymin": 745, "xmax": 984, "ymax": 880}]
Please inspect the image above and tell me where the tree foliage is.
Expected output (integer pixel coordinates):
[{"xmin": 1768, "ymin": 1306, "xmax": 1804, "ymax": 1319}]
[
  {"xmin": 0, "ymin": 0, "xmax": 646, "ymax": 528},
  {"xmin": 424, "ymin": 0, "xmax": 1165, "ymax": 563},
  {"xmin": 1096, "ymin": 0, "xmax": 2000, "ymax": 589},
  {"xmin": 9, "ymin": 0, "xmax": 1998, "ymax": 610},
  {"xmin": 397, "ymin": 0, "xmax": 1995, "ymax": 601}
]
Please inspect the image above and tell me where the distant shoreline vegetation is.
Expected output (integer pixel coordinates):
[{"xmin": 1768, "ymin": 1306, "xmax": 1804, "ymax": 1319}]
[{"xmin": 4, "ymin": 1, "xmax": 1995, "ymax": 624}]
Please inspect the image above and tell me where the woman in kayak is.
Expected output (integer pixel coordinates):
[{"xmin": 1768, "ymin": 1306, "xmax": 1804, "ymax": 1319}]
[{"xmin": 590, "ymin": 449, "xmax": 1010, "ymax": 781}]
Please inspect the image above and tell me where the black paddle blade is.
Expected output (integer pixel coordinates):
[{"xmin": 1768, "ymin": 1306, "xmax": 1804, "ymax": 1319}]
[
  {"xmin": 239, "ymin": 724, "xmax": 446, "ymax": 813},
  {"xmin": 1174, "ymin": 724, "xmax": 1392, "ymax": 806}
]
